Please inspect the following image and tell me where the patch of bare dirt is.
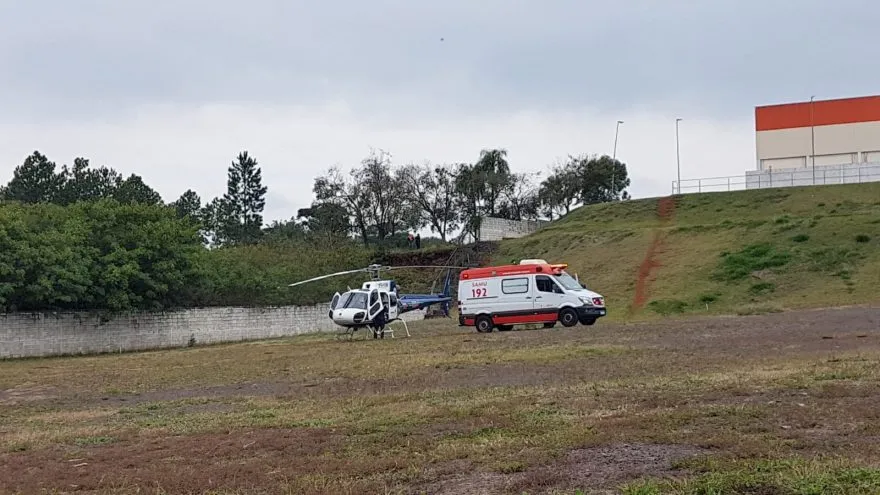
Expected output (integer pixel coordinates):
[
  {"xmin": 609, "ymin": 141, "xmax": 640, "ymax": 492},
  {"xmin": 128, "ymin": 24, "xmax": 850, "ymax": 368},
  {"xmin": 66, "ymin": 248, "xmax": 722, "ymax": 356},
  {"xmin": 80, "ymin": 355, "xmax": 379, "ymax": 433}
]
[
  {"xmin": 0, "ymin": 384, "xmax": 57, "ymax": 406},
  {"xmin": 516, "ymin": 443, "xmax": 709, "ymax": 494},
  {"xmin": 0, "ymin": 427, "xmax": 347, "ymax": 494},
  {"xmin": 415, "ymin": 443, "xmax": 709, "ymax": 494}
]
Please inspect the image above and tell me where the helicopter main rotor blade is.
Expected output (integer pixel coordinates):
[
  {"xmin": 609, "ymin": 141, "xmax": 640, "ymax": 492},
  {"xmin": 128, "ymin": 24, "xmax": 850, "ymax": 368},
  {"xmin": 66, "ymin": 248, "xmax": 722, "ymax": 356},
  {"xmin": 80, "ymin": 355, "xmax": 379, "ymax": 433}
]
[
  {"xmin": 287, "ymin": 264, "xmax": 477, "ymax": 288},
  {"xmin": 385, "ymin": 265, "xmax": 474, "ymax": 270},
  {"xmin": 287, "ymin": 268, "xmax": 368, "ymax": 287}
]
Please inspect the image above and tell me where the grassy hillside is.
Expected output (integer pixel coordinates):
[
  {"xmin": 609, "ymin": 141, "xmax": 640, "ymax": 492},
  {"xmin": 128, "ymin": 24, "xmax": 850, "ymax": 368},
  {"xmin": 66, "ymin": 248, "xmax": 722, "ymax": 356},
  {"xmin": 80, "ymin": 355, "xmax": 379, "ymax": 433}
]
[{"xmin": 493, "ymin": 183, "xmax": 880, "ymax": 322}]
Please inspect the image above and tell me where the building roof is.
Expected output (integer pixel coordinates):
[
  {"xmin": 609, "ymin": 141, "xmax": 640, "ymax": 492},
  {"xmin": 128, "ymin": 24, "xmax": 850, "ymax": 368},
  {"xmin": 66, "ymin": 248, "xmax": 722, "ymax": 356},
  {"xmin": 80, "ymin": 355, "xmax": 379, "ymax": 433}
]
[{"xmin": 755, "ymin": 94, "xmax": 880, "ymax": 131}]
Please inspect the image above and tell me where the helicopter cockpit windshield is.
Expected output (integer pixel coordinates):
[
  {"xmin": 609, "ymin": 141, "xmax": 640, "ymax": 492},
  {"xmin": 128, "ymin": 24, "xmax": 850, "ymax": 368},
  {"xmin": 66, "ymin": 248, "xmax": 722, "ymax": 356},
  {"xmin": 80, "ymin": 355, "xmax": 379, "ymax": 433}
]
[{"xmin": 337, "ymin": 291, "xmax": 368, "ymax": 310}]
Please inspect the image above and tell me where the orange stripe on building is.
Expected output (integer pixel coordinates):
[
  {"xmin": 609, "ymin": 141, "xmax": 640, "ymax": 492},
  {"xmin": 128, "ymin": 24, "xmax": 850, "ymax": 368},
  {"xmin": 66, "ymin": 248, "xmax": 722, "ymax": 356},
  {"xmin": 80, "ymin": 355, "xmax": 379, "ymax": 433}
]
[{"xmin": 755, "ymin": 95, "xmax": 880, "ymax": 131}]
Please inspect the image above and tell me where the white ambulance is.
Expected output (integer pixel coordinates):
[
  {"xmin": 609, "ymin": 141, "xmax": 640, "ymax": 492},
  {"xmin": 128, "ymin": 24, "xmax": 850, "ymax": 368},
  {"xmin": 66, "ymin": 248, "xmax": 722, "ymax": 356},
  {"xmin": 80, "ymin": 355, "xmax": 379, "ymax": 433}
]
[{"xmin": 457, "ymin": 259, "xmax": 606, "ymax": 332}]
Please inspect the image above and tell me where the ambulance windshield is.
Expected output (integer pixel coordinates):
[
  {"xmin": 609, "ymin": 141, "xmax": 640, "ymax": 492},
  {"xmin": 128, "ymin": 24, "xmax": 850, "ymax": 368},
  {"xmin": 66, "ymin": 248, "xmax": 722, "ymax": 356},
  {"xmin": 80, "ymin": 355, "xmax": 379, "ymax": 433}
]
[{"xmin": 554, "ymin": 272, "xmax": 583, "ymax": 291}]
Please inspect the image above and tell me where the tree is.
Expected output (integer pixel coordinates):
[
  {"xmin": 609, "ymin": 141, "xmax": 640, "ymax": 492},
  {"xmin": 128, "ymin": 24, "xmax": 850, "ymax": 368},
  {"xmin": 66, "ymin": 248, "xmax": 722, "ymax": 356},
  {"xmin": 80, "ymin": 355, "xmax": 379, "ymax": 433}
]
[
  {"xmin": 261, "ymin": 218, "xmax": 308, "ymax": 244},
  {"xmin": 453, "ymin": 163, "xmax": 484, "ymax": 242},
  {"xmin": 538, "ymin": 158, "xmax": 582, "ymax": 220},
  {"xmin": 56, "ymin": 158, "xmax": 122, "ymax": 205},
  {"xmin": 113, "ymin": 174, "xmax": 163, "ymax": 205},
  {"xmin": 473, "ymin": 148, "xmax": 513, "ymax": 217},
  {"xmin": 0, "ymin": 199, "xmax": 203, "ymax": 313},
  {"xmin": 574, "ymin": 154, "xmax": 630, "ymax": 205},
  {"xmin": 3, "ymin": 151, "xmax": 66, "ymax": 203},
  {"xmin": 313, "ymin": 149, "xmax": 418, "ymax": 246},
  {"xmin": 399, "ymin": 162, "xmax": 459, "ymax": 242},
  {"xmin": 359, "ymin": 150, "xmax": 420, "ymax": 243},
  {"xmin": 313, "ymin": 166, "xmax": 371, "ymax": 245},
  {"xmin": 296, "ymin": 201, "xmax": 350, "ymax": 240},
  {"xmin": 498, "ymin": 172, "xmax": 541, "ymax": 221},
  {"xmin": 171, "ymin": 189, "xmax": 202, "ymax": 220},
  {"xmin": 203, "ymin": 151, "xmax": 268, "ymax": 246},
  {"xmin": 226, "ymin": 151, "xmax": 267, "ymax": 243},
  {"xmin": 200, "ymin": 196, "xmax": 238, "ymax": 247}
]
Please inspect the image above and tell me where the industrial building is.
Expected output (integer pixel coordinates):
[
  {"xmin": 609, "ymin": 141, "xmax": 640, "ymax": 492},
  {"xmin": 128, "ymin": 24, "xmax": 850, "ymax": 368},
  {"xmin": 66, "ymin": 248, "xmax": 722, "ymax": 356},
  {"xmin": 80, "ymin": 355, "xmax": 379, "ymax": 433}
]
[
  {"xmin": 673, "ymin": 94, "xmax": 880, "ymax": 194},
  {"xmin": 755, "ymin": 94, "xmax": 880, "ymax": 170},
  {"xmin": 745, "ymin": 94, "xmax": 880, "ymax": 188}
]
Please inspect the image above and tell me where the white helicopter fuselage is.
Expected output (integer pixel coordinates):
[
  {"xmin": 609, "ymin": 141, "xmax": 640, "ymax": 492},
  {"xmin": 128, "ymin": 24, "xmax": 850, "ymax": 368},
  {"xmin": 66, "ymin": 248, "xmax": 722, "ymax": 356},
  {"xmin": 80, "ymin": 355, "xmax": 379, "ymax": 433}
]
[{"xmin": 328, "ymin": 280, "xmax": 400, "ymax": 328}]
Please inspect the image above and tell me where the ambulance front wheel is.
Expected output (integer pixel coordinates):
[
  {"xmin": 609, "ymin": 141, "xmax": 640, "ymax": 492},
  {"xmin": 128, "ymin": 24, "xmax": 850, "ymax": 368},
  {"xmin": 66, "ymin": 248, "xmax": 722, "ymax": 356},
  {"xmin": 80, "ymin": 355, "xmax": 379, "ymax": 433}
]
[
  {"xmin": 475, "ymin": 315, "xmax": 494, "ymax": 333},
  {"xmin": 559, "ymin": 308, "xmax": 578, "ymax": 327}
]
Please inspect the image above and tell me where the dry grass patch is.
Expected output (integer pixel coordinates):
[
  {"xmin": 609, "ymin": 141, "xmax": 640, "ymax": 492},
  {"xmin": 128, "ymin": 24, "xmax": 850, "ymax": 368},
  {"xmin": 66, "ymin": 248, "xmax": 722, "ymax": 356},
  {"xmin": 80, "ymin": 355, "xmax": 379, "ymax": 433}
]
[{"xmin": 2, "ymin": 308, "xmax": 880, "ymax": 493}]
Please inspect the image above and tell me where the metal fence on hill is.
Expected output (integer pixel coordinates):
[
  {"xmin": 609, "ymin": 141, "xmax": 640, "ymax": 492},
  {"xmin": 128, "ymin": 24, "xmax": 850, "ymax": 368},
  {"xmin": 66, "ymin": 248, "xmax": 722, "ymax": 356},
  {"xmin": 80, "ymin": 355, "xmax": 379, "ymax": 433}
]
[{"xmin": 671, "ymin": 162, "xmax": 880, "ymax": 195}]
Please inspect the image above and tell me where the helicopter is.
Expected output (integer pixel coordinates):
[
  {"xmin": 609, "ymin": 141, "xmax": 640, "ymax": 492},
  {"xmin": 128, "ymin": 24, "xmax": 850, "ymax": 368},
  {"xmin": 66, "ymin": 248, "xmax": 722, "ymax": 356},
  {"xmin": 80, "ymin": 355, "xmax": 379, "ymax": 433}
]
[{"xmin": 287, "ymin": 263, "xmax": 472, "ymax": 339}]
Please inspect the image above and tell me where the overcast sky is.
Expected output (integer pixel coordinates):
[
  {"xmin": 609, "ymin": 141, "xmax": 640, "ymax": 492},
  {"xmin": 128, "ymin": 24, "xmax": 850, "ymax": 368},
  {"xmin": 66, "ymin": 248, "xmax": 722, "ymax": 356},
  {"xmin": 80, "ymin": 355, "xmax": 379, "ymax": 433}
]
[{"xmin": 1, "ymin": 0, "xmax": 877, "ymax": 224}]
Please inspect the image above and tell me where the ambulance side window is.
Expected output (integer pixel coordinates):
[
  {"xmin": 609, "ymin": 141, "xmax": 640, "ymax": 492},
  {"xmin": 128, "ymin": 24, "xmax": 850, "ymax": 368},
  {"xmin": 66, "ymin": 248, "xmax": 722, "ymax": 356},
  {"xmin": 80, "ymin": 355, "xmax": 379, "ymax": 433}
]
[
  {"xmin": 502, "ymin": 277, "xmax": 529, "ymax": 294},
  {"xmin": 536, "ymin": 275, "xmax": 562, "ymax": 294}
]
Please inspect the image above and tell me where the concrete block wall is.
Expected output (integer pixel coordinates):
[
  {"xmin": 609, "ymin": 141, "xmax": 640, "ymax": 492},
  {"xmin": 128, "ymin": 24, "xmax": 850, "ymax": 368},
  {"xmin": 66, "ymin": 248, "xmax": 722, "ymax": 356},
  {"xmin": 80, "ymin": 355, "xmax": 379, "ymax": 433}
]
[
  {"xmin": 479, "ymin": 216, "xmax": 548, "ymax": 241},
  {"xmin": 0, "ymin": 304, "xmax": 427, "ymax": 359}
]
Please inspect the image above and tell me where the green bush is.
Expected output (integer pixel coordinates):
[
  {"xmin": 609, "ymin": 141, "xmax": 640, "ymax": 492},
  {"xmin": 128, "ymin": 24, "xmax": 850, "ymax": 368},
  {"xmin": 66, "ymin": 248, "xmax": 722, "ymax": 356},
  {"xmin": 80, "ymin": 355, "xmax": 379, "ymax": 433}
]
[
  {"xmin": 713, "ymin": 243, "xmax": 792, "ymax": 281},
  {"xmin": 749, "ymin": 282, "xmax": 776, "ymax": 296},
  {"xmin": 648, "ymin": 299, "xmax": 688, "ymax": 316},
  {"xmin": 0, "ymin": 200, "xmax": 467, "ymax": 312},
  {"xmin": 0, "ymin": 200, "xmax": 203, "ymax": 312}
]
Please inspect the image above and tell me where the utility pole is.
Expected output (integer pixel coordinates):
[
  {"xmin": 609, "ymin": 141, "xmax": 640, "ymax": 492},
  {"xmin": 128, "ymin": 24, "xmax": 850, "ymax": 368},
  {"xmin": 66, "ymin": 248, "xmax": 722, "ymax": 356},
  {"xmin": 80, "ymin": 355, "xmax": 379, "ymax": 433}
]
[
  {"xmin": 810, "ymin": 96, "xmax": 816, "ymax": 185},
  {"xmin": 675, "ymin": 118, "xmax": 682, "ymax": 194},
  {"xmin": 611, "ymin": 120, "xmax": 623, "ymax": 199}
]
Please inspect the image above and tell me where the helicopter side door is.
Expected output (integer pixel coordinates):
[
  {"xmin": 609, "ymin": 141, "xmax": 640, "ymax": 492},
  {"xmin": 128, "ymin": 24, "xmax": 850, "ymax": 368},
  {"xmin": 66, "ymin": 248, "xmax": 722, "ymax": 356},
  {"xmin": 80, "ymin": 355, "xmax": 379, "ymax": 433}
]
[
  {"xmin": 330, "ymin": 292, "xmax": 341, "ymax": 310},
  {"xmin": 367, "ymin": 288, "xmax": 383, "ymax": 321},
  {"xmin": 388, "ymin": 292, "xmax": 399, "ymax": 320},
  {"xmin": 379, "ymin": 291, "xmax": 393, "ymax": 320}
]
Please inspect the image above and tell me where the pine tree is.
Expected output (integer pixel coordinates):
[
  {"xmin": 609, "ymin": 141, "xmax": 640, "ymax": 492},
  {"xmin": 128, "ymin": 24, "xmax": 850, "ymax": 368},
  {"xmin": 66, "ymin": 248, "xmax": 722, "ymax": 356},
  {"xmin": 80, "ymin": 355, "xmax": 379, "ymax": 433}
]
[{"xmin": 222, "ymin": 151, "xmax": 267, "ymax": 244}]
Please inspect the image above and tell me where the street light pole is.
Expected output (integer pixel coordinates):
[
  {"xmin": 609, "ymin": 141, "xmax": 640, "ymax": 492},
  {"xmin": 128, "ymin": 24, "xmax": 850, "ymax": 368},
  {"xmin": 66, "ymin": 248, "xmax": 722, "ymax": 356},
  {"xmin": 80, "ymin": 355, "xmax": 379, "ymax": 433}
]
[
  {"xmin": 611, "ymin": 120, "xmax": 623, "ymax": 199},
  {"xmin": 810, "ymin": 96, "xmax": 816, "ymax": 185},
  {"xmin": 613, "ymin": 120, "xmax": 623, "ymax": 160},
  {"xmin": 675, "ymin": 118, "xmax": 682, "ymax": 194}
]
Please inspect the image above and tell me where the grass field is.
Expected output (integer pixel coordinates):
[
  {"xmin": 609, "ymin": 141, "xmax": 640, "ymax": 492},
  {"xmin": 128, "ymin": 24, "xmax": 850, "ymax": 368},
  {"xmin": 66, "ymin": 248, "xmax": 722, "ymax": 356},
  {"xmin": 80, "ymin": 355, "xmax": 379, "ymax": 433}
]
[
  {"xmin": 495, "ymin": 183, "xmax": 880, "ymax": 322},
  {"xmin": 3, "ymin": 305, "xmax": 880, "ymax": 494},
  {"xmin": 3, "ymin": 183, "xmax": 880, "ymax": 494}
]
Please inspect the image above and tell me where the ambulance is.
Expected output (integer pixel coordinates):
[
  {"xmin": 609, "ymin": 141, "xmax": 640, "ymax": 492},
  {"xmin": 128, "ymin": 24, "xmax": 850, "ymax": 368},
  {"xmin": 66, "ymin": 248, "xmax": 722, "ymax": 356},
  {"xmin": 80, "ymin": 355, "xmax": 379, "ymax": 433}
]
[{"xmin": 457, "ymin": 259, "xmax": 606, "ymax": 332}]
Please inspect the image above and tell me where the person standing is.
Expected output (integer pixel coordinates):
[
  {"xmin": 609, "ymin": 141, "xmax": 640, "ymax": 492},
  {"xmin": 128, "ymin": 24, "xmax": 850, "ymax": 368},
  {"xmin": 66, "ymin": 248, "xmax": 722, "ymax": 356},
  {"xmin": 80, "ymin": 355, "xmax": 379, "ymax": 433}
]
[{"xmin": 415, "ymin": 233, "xmax": 421, "ymax": 249}]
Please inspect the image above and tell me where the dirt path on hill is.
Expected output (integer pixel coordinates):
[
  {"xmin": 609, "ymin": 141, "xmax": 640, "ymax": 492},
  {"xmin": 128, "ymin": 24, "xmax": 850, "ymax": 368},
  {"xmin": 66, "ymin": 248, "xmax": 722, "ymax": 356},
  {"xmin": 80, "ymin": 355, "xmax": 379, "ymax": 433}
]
[{"xmin": 630, "ymin": 195, "xmax": 677, "ymax": 313}]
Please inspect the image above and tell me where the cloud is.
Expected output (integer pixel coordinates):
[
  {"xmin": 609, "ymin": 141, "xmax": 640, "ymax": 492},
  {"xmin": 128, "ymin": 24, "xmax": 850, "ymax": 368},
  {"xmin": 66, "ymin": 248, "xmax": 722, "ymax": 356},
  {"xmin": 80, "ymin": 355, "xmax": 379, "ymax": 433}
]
[
  {"xmin": 0, "ymin": 0, "xmax": 876, "ymax": 224},
  {"xmin": 0, "ymin": 101, "xmax": 754, "ymax": 223}
]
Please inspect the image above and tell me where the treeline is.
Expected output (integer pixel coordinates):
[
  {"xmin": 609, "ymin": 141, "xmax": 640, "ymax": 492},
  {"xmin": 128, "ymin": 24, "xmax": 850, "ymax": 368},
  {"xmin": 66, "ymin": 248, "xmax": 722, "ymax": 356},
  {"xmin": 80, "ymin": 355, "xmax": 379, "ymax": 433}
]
[
  {"xmin": 0, "ymin": 148, "xmax": 630, "ymax": 313},
  {"xmin": 304, "ymin": 148, "xmax": 630, "ymax": 245}
]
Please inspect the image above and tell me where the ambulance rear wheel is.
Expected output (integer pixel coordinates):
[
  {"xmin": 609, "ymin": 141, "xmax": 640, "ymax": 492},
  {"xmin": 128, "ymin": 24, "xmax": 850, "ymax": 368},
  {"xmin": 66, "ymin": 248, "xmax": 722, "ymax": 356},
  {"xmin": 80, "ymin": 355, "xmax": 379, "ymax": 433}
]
[
  {"xmin": 475, "ymin": 315, "xmax": 493, "ymax": 333},
  {"xmin": 559, "ymin": 308, "xmax": 578, "ymax": 327}
]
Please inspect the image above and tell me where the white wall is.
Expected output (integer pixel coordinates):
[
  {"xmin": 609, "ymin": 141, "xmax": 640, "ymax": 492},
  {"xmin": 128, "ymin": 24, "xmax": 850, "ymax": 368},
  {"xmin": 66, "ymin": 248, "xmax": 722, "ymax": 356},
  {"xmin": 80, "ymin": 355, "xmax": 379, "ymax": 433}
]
[
  {"xmin": 479, "ymin": 216, "xmax": 548, "ymax": 241},
  {"xmin": 0, "ymin": 304, "xmax": 427, "ymax": 359},
  {"xmin": 756, "ymin": 121, "xmax": 880, "ymax": 170}
]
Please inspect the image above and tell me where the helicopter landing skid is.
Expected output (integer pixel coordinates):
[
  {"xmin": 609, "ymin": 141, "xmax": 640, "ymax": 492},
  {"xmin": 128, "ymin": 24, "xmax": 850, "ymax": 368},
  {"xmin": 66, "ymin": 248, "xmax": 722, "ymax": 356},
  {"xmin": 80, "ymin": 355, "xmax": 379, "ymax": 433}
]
[
  {"xmin": 367, "ymin": 318, "xmax": 410, "ymax": 339},
  {"xmin": 334, "ymin": 319, "xmax": 411, "ymax": 341}
]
